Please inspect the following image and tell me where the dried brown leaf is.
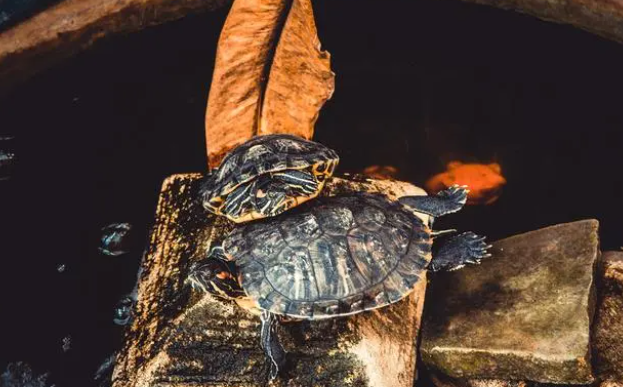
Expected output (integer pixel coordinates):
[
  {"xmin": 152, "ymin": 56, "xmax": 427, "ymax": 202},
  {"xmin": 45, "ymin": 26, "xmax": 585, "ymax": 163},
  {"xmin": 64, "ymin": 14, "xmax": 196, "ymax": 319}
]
[
  {"xmin": 259, "ymin": 0, "xmax": 335, "ymax": 138},
  {"xmin": 204, "ymin": 0, "xmax": 334, "ymax": 169}
]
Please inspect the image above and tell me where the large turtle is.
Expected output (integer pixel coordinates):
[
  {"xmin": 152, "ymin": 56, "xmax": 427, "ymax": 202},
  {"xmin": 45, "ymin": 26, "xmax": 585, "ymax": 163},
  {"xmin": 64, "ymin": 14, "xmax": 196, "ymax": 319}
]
[
  {"xmin": 201, "ymin": 134, "xmax": 339, "ymax": 223},
  {"xmin": 188, "ymin": 185, "xmax": 491, "ymax": 379}
]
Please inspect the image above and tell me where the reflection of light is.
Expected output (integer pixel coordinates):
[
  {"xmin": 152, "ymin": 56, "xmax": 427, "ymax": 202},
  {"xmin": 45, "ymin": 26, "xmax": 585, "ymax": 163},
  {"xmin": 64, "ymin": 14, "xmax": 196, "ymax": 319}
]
[
  {"xmin": 425, "ymin": 162, "xmax": 507, "ymax": 205},
  {"xmin": 362, "ymin": 165, "xmax": 399, "ymax": 180}
]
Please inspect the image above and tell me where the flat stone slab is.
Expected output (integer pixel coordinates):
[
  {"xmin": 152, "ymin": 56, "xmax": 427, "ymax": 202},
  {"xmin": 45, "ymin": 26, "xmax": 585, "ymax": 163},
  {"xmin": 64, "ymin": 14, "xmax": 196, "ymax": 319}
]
[
  {"xmin": 420, "ymin": 220, "xmax": 599, "ymax": 384},
  {"xmin": 593, "ymin": 251, "xmax": 623, "ymax": 384},
  {"xmin": 429, "ymin": 373, "xmax": 529, "ymax": 387}
]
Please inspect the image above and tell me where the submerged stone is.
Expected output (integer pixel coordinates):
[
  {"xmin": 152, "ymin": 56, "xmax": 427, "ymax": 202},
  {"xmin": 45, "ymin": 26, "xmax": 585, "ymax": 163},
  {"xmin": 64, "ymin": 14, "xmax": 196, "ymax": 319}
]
[
  {"xmin": 99, "ymin": 223, "xmax": 133, "ymax": 256},
  {"xmin": 62, "ymin": 335, "xmax": 71, "ymax": 352},
  {"xmin": 593, "ymin": 251, "xmax": 623, "ymax": 384},
  {"xmin": 0, "ymin": 362, "xmax": 50, "ymax": 387},
  {"xmin": 421, "ymin": 220, "xmax": 598, "ymax": 384},
  {"xmin": 113, "ymin": 294, "xmax": 135, "ymax": 326},
  {"xmin": 0, "ymin": 150, "xmax": 15, "ymax": 180}
]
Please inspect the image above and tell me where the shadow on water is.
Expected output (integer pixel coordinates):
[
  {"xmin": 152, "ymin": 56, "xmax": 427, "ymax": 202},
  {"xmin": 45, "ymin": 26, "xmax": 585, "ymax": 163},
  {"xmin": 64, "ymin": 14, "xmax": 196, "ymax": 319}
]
[{"xmin": 0, "ymin": 0, "xmax": 622, "ymax": 385}]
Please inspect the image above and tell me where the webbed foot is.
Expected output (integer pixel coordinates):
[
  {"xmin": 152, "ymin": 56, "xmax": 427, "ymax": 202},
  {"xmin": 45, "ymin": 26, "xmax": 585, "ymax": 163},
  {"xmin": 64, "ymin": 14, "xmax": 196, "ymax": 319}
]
[
  {"xmin": 399, "ymin": 185, "xmax": 468, "ymax": 218},
  {"xmin": 431, "ymin": 231, "xmax": 491, "ymax": 272},
  {"xmin": 260, "ymin": 311, "xmax": 286, "ymax": 381}
]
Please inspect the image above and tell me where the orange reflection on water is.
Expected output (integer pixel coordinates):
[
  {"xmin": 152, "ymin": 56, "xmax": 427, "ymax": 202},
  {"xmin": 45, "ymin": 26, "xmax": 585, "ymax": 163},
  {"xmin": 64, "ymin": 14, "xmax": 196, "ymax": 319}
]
[
  {"xmin": 425, "ymin": 161, "xmax": 506, "ymax": 205},
  {"xmin": 362, "ymin": 165, "xmax": 399, "ymax": 180}
]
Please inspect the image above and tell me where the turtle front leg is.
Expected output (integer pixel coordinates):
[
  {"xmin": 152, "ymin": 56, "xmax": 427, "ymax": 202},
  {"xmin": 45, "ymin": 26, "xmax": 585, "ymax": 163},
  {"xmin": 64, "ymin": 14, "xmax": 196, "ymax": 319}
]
[
  {"xmin": 398, "ymin": 185, "xmax": 468, "ymax": 217},
  {"xmin": 431, "ymin": 232, "xmax": 491, "ymax": 272},
  {"xmin": 260, "ymin": 310, "xmax": 286, "ymax": 380}
]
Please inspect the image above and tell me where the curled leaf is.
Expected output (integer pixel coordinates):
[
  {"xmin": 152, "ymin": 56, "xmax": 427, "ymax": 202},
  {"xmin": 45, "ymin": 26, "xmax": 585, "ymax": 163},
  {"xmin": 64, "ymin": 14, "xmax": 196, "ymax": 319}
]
[{"xmin": 204, "ymin": 0, "xmax": 334, "ymax": 169}]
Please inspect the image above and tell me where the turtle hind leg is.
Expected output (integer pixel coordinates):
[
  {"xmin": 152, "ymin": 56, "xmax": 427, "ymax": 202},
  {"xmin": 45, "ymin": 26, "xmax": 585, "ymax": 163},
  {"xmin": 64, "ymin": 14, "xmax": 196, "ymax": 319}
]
[
  {"xmin": 399, "ymin": 185, "xmax": 468, "ymax": 217},
  {"xmin": 431, "ymin": 232, "xmax": 492, "ymax": 272},
  {"xmin": 260, "ymin": 310, "xmax": 286, "ymax": 381}
]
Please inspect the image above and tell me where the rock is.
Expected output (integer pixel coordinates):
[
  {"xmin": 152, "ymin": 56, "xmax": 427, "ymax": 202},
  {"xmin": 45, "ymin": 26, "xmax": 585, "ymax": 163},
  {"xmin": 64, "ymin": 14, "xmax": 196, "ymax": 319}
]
[
  {"xmin": 0, "ymin": 150, "xmax": 15, "ymax": 180},
  {"xmin": 593, "ymin": 251, "xmax": 623, "ymax": 384},
  {"xmin": 113, "ymin": 294, "xmax": 136, "ymax": 326},
  {"xmin": 420, "ymin": 220, "xmax": 599, "ymax": 384},
  {"xmin": 0, "ymin": 0, "xmax": 230, "ymax": 97},
  {"xmin": 429, "ymin": 372, "xmax": 529, "ymax": 387},
  {"xmin": 458, "ymin": 0, "xmax": 623, "ymax": 45},
  {"xmin": 112, "ymin": 174, "xmax": 429, "ymax": 387},
  {"xmin": 467, "ymin": 382, "xmax": 527, "ymax": 387},
  {"xmin": 99, "ymin": 223, "xmax": 133, "ymax": 257},
  {"xmin": 0, "ymin": 362, "xmax": 51, "ymax": 387}
]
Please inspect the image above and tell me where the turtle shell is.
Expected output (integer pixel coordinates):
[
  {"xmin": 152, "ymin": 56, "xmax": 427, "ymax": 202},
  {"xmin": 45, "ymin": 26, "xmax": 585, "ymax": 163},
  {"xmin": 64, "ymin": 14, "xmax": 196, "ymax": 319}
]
[
  {"xmin": 201, "ymin": 134, "xmax": 339, "ymax": 222},
  {"xmin": 222, "ymin": 193, "xmax": 432, "ymax": 319}
]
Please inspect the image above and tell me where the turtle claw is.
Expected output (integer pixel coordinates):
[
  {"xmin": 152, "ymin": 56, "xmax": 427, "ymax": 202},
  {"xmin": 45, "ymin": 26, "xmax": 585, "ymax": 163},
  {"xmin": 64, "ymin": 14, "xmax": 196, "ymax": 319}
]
[
  {"xmin": 435, "ymin": 185, "xmax": 468, "ymax": 212},
  {"xmin": 431, "ymin": 229, "xmax": 457, "ymax": 238},
  {"xmin": 430, "ymin": 231, "xmax": 492, "ymax": 272}
]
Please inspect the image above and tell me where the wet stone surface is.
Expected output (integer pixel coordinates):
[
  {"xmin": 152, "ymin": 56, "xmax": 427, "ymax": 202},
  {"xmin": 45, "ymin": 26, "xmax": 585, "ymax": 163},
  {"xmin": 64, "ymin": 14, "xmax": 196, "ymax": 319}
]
[
  {"xmin": 420, "ymin": 220, "xmax": 599, "ymax": 384},
  {"xmin": 593, "ymin": 251, "xmax": 623, "ymax": 384}
]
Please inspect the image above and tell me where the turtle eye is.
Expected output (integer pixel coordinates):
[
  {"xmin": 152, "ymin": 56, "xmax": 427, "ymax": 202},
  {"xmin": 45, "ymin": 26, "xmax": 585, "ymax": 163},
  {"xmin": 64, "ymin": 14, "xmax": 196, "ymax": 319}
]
[{"xmin": 314, "ymin": 163, "xmax": 327, "ymax": 173}]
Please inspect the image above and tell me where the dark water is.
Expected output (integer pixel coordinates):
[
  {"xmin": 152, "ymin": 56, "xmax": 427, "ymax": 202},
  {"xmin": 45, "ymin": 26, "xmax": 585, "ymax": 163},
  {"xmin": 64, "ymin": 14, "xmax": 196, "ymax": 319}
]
[
  {"xmin": 1, "ymin": 0, "xmax": 622, "ymax": 385},
  {"xmin": 0, "ymin": 0, "xmax": 62, "ymax": 32}
]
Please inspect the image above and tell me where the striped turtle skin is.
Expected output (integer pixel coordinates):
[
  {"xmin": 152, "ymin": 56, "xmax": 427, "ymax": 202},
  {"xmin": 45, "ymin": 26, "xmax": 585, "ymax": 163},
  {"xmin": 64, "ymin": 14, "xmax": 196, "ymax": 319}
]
[
  {"xmin": 222, "ymin": 193, "xmax": 432, "ymax": 319},
  {"xmin": 201, "ymin": 134, "xmax": 339, "ymax": 223}
]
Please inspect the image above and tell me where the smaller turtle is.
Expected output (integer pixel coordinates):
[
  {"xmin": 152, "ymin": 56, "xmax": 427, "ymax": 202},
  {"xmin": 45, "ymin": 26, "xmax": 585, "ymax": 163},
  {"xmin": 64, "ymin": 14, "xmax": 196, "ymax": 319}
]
[
  {"xmin": 189, "ymin": 185, "xmax": 491, "ymax": 380},
  {"xmin": 201, "ymin": 134, "xmax": 339, "ymax": 223}
]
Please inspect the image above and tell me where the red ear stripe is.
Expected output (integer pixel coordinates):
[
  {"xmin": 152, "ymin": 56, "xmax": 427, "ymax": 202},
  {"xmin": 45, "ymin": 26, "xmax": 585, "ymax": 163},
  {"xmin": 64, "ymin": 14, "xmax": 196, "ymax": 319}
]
[{"xmin": 216, "ymin": 271, "xmax": 234, "ymax": 280}]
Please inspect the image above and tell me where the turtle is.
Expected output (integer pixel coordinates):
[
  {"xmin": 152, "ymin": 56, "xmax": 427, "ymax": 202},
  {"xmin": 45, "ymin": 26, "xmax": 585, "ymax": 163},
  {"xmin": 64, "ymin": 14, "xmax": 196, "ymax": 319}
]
[
  {"xmin": 200, "ymin": 134, "xmax": 339, "ymax": 223},
  {"xmin": 188, "ymin": 185, "xmax": 491, "ymax": 379}
]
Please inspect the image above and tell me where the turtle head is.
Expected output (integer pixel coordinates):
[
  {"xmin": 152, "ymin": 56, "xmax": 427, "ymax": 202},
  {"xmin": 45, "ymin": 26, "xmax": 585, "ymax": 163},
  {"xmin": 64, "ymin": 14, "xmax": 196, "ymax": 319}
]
[
  {"xmin": 253, "ymin": 176, "xmax": 291, "ymax": 217},
  {"xmin": 199, "ymin": 172, "xmax": 224, "ymax": 215},
  {"xmin": 188, "ymin": 255, "xmax": 245, "ymax": 300}
]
